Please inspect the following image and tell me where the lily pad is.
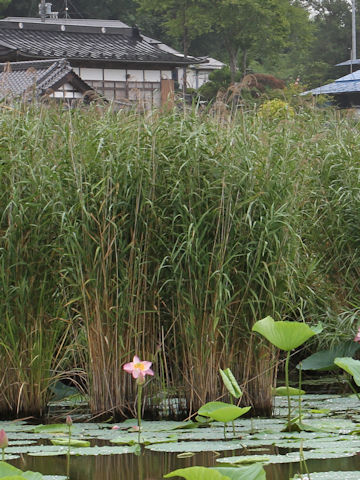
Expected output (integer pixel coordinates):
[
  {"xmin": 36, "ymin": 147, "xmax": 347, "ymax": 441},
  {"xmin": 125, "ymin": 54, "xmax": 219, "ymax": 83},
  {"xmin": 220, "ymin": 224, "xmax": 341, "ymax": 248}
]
[
  {"xmin": 50, "ymin": 438, "xmax": 90, "ymax": 447},
  {"xmin": 146, "ymin": 440, "xmax": 244, "ymax": 453},
  {"xmin": 32, "ymin": 425, "xmax": 71, "ymax": 434},
  {"xmin": 292, "ymin": 474, "xmax": 360, "ymax": 480},
  {"xmin": 214, "ymin": 465, "xmax": 266, "ymax": 480},
  {"xmin": 164, "ymin": 467, "xmax": 229, "ymax": 480},
  {"xmin": 272, "ymin": 387, "xmax": 305, "ymax": 396}
]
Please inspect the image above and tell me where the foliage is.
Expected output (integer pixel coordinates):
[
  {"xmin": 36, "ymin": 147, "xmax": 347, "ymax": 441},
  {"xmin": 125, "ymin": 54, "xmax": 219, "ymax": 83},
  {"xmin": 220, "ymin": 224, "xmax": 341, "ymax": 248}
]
[
  {"xmin": 198, "ymin": 402, "xmax": 251, "ymax": 423},
  {"xmin": 219, "ymin": 368, "xmax": 242, "ymax": 399},
  {"xmin": 252, "ymin": 316, "xmax": 318, "ymax": 351},
  {"xmin": 164, "ymin": 464, "xmax": 266, "ymax": 480},
  {"xmin": 2, "ymin": 105, "xmax": 360, "ymax": 418},
  {"xmin": 135, "ymin": 0, "xmax": 211, "ymax": 56},
  {"xmin": 0, "ymin": 462, "xmax": 43, "ymax": 480},
  {"xmin": 258, "ymin": 99, "xmax": 295, "ymax": 120},
  {"xmin": 334, "ymin": 357, "xmax": 360, "ymax": 387},
  {"xmin": 253, "ymin": 316, "xmax": 320, "ymax": 429},
  {"xmin": 299, "ymin": 341, "xmax": 360, "ymax": 371}
]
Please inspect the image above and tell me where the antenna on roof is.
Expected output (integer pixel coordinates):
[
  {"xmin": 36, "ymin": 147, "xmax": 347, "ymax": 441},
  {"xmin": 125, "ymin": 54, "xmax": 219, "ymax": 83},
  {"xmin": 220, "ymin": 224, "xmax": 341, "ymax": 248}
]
[
  {"xmin": 64, "ymin": 0, "xmax": 70, "ymax": 19},
  {"xmin": 40, "ymin": 0, "xmax": 46, "ymax": 22}
]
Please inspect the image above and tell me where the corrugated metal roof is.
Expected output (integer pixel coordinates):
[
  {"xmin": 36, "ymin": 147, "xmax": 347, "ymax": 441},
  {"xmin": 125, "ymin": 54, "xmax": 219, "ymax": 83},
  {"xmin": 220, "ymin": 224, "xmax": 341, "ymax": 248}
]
[
  {"xmin": 336, "ymin": 59, "xmax": 360, "ymax": 66},
  {"xmin": 303, "ymin": 70, "xmax": 360, "ymax": 95}
]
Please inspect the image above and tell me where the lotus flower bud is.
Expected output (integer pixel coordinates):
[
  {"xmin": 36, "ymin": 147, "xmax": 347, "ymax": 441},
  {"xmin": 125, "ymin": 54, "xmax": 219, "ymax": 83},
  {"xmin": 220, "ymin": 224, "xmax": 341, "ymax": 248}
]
[
  {"xmin": 0, "ymin": 429, "xmax": 8, "ymax": 449},
  {"xmin": 66, "ymin": 415, "xmax": 73, "ymax": 427}
]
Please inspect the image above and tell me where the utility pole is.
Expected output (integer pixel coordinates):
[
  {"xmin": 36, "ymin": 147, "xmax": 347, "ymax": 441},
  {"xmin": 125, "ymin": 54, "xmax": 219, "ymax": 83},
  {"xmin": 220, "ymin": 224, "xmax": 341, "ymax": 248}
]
[
  {"xmin": 40, "ymin": 0, "xmax": 46, "ymax": 22},
  {"xmin": 352, "ymin": 0, "xmax": 357, "ymax": 60}
]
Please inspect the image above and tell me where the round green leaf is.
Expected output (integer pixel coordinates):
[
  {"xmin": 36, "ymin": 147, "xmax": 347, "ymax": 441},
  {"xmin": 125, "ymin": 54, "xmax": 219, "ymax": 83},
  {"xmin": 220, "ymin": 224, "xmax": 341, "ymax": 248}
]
[
  {"xmin": 299, "ymin": 341, "xmax": 360, "ymax": 371},
  {"xmin": 214, "ymin": 465, "xmax": 266, "ymax": 480},
  {"xmin": 209, "ymin": 406, "xmax": 251, "ymax": 423},
  {"xmin": 272, "ymin": 387, "xmax": 305, "ymax": 396},
  {"xmin": 252, "ymin": 316, "xmax": 318, "ymax": 351},
  {"xmin": 50, "ymin": 438, "xmax": 90, "ymax": 447},
  {"xmin": 334, "ymin": 357, "xmax": 360, "ymax": 386},
  {"xmin": 164, "ymin": 466, "xmax": 230, "ymax": 479},
  {"xmin": 198, "ymin": 402, "xmax": 230, "ymax": 417}
]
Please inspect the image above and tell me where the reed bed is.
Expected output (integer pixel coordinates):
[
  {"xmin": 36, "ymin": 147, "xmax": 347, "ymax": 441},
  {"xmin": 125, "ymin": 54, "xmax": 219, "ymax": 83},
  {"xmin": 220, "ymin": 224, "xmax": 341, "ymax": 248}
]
[{"xmin": 0, "ymin": 104, "xmax": 360, "ymax": 418}]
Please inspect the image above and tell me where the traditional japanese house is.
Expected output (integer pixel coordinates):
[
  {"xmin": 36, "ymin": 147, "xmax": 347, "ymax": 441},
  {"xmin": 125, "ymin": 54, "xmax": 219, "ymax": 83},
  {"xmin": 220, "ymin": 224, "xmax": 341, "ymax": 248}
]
[
  {"xmin": 0, "ymin": 58, "xmax": 95, "ymax": 102},
  {"xmin": 0, "ymin": 8, "xmax": 197, "ymax": 107}
]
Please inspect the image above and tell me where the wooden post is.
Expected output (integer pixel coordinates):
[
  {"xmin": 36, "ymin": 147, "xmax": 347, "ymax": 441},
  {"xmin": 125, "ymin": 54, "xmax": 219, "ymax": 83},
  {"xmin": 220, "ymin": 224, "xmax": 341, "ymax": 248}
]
[{"xmin": 161, "ymin": 79, "xmax": 174, "ymax": 109}]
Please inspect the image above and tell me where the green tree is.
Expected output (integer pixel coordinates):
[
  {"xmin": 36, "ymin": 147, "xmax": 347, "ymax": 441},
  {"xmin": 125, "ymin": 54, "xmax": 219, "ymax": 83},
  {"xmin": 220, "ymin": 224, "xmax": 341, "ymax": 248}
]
[
  {"xmin": 0, "ymin": 0, "xmax": 13, "ymax": 16},
  {"xmin": 310, "ymin": 0, "xmax": 352, "ymax": 81},
  {"xmin": 135, "ymin": 0, "xmax": 213, "ymax": 88},
  {"xmin": 203, "ymin": 0, "xmax": 293, "ymax": 81}
]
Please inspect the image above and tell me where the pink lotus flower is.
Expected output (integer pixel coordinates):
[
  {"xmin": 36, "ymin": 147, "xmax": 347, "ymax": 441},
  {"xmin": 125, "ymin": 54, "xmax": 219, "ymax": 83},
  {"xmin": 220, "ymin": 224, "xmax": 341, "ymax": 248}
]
[
  {"xmin": 123, "ymin": 355, "xmax": 154, "ymax": 384},
  {"xmin": 130, "ymin": 425, "xmax": 140, "ymax": 432},
  {"xmin": 355, "ymin": 327, "xmax": 360, "ymax": 343},
  {"xmin": 0, "ymin": 429, "xmax": 8, "ymax": 449},
  {"xmin": 111, "ymin": 425, "xmax": 120, "ymax": 430}
]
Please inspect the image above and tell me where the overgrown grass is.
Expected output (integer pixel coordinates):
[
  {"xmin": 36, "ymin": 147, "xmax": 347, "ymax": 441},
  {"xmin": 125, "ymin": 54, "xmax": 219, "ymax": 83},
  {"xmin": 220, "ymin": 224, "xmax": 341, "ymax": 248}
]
[{"xmin": 0, "ymin": 104, "xmax": 360, "ymax": 417}]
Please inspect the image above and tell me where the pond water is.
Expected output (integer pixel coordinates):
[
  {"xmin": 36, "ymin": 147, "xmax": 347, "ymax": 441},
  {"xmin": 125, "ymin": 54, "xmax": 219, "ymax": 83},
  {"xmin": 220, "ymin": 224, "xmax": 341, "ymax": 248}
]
[
  {"xmin": 10, "ymin": 448, "xmax": 360, "ymax": 479},
  {"xmin": 4, "ymin": 394, "xmax": 360, "ymax": 480}
]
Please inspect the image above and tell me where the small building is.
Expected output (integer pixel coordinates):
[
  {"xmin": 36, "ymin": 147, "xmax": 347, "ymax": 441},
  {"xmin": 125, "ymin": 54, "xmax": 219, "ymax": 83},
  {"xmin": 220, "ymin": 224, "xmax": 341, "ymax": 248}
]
[
  {"xmin": 303, "ymin": 69, "xmax": 360, "ymax": 108},
  {"xmin": 0, "ymin": 10, "xmax": 196, "ymax": 108},
  {"xmin": 179, "ymin": 57, "xmax": 226, "ymax": 90},
  {"xmin": 0, "ymin": 58, "xmax": 95, "ymax": 102},
  {"xmin": 143, "ymin": 35, "xmax": 225, "ymax": 90}
]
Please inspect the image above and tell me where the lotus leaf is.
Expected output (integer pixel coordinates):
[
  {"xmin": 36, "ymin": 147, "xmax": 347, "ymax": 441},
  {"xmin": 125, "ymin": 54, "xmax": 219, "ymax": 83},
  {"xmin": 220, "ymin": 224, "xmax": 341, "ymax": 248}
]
[
  {"xmin": 252, "ymin": 316, "xmax": 318, "ymax": 351},
  {"xmin": 299, "ymin": 341, "xmax": 360, "ymax": 371},
  {"xmin": 32, "ymin": 425, "xmax": 70, "ymax": 434},
  {"xmin": 0, "ymin": 463, "xmax": 43, "ymax": 480},
  {"xmin": 50, "ymin": 438, "xmax": 90, "ymax": 447},
  {"xmin": 292, "ymin": 473, "xmax": 360, "ymax": 479},
  {"xmin": 146, "ymin": 440, "xmax": 243, "ymax": 452},
  {"xmin": 334, "ymin": 357, "xmax": 360, "ymax": 386},
  {"xmin": 198, "ymin": 402, "xmax": 251, "ymax": 422},
  {"xmin": 164, "ymin": 467, "xmax": 229, "ymax": 479},
  {"xmin": 213, "ymin": 465, "xmax": 266, "ymax": 480},
  {"xmin": 209, "ymin": 406, "xmax": 251, "ymax": 423},
  {"xmin": 198, "ymin": 402, "xmax": 229, "ymax": 417},
  {"xmin": 272, "ymin": 387, "xmax": 305, "ymax": 396},
  {"xmin": 0, "ymin": 476, "xmax": 27, "ymax": 480},
  {"xmin": 219, "ymin": 369, "xmax": 242, "ymax": 399}
]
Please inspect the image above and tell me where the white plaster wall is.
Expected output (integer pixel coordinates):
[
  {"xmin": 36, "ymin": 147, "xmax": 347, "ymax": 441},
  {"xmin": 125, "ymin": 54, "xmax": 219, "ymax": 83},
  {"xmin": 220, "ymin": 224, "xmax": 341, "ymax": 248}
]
[
  {"xmin": 127, "ymin": 70, "xmax": 144, "ymax": 81},
  {"xmin": 50, "ymin": 90, "xmax": 83, "ymax": 98},
  {"xmin": 104, "ymin": 69, "xmax": 127, "ymax": 81},
  {"xmin": 62, "ymin": 82, "xmax": 76, "ymax": 91},
  {"xmin": 144, "ymin": 70, "xmax": 161, "ymax": 82},
  {"xmin": 79, "ymin": 68, "xmax": 103, "ymax": 81}
]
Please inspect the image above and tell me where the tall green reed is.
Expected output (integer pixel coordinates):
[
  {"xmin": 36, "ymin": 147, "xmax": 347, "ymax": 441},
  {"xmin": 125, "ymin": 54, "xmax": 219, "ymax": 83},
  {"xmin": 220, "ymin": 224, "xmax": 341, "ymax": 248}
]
[{"xmin": 1, "ymin": 104, "xmax": 359, "ymax": 417}]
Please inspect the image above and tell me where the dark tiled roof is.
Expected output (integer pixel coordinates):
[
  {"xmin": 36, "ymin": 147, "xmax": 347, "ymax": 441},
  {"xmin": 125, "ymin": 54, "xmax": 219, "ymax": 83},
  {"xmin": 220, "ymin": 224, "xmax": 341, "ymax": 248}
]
[
  {"xmin": 0, "ymin": 58, "xmax": 93, "ymax": 99},
  {"xmin": 0, "ymin": 20, "xmax": 194, "ymax": 66}
]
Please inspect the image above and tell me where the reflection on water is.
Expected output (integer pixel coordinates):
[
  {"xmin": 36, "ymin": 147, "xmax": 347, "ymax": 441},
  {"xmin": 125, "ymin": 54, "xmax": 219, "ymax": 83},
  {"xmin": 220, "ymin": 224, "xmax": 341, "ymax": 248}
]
[{"xmin": 10, "ymin": 447, "xmax": 360, "ymax": 479}]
